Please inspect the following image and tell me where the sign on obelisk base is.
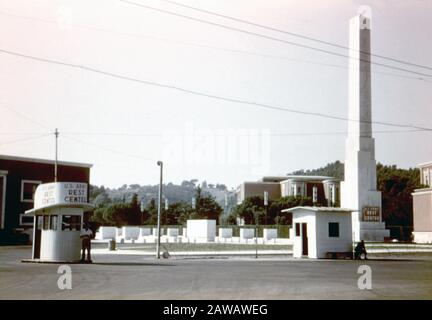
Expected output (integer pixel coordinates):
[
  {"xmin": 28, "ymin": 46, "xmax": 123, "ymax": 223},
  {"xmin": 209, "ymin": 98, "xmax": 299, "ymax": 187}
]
[{"xmin": 340, "ymin": 7, "xmax": 390, "ymax": 242}]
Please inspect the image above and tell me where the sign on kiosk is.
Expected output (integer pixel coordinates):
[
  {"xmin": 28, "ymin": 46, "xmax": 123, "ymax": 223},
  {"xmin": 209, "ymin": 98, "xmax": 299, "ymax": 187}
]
[{"xmin": 34, "ymin": 182, "xmax": 88, "ymax": 209}]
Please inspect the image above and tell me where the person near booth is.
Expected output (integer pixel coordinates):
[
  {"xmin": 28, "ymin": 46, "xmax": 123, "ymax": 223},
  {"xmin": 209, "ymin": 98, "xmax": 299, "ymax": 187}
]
[
  {"xmin": 354, "ymin": 240, "xmax": 367, "ymax": 260},
  {"xmin": 80, "ymin": 223, "xmax": 93, "ymax": 263}
]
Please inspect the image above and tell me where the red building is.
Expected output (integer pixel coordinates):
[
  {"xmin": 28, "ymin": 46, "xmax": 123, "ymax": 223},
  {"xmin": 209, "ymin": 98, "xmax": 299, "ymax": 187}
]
[{"xmin": 0, "ymin": 155, "xmax": 92, "ymax": 244}]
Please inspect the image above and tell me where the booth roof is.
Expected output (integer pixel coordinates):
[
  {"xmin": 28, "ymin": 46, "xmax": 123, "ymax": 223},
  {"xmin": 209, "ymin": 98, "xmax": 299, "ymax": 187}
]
[
  {"xmin": 281, "ymin": 206, "xmax": 354, "ymax": 213},
  {"xmin": 25, "ymin": 203, "xmax": 95, "ymax": 216}
]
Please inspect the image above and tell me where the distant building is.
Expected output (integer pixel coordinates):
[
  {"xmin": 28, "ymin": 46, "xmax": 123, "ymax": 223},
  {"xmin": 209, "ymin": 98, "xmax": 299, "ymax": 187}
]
[
  {"xmin": 236, "ymin": 175, "xmax": 340, "ymax": 207},
  {"xmin": 0, "ymin": 155, "xmax": 92, "ymax": 244},
  {"xmin": 412, "ymin": 161, "xmax": 432, "ymax": 243}
]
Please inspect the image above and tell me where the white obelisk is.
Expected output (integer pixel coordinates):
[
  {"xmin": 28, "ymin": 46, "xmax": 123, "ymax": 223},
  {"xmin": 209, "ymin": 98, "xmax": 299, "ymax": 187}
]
[{"xmin": 341, "ymin": 7, "xmax": 389, "ymax": 242}]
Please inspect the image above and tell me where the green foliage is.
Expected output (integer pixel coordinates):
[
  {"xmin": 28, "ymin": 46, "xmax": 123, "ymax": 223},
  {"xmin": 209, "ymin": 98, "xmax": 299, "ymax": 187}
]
[
  {"xmin": 191, "ymin": 186, "xmax": 223, "ymax": 221},
  {"xmin": 90, "ymin": 193, "xmax": 142, "ymax": 226},
  {"xmin": 290, "ymin": 160, "xmax": 345, "ymax": 180},
  {"xmin": 231, "ymin": 195, "xmax": 312, "ymax": 225},
  {"xmin": 377, "ymin": 164, "xmax": 423, "ymax": 226}
]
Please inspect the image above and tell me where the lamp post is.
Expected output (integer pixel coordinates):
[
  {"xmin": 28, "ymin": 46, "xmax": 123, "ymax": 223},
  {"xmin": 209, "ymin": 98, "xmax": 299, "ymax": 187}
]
[
  {"xmin": 156, "ymin": 161, "xmax": 163, "ymax": 259},
  {"xmin": 54, "ymin": 128, "xmax": 59, "ymax": 182}
]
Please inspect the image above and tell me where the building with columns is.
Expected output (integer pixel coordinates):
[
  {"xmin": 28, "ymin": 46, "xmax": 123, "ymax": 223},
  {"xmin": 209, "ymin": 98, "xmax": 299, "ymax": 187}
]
[
  {"xmin": 340, "ymin": 8, "xmax": 389, "ymax": 242},
  {"xmin": 412, "ymin": 161, "xmax": 432, "ymax": 243},
  {"xmin": 236, "ymin": 175, "xmax": 340, "ymax": 207}
]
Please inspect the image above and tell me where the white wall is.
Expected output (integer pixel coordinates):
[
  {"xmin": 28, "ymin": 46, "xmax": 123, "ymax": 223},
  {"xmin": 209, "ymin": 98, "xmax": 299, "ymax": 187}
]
[
  {"xmin": 292, "ymin": 211, "xmax": 316, "ymax": 258},
  {"xmin": 187, "ymin": 220, "xmax": 216, "ymax": 242},
  {"xmin": 40, "ymin": 230, "xmax": 81, "ymax": 262},
  {"xmin": 316, "ymin": 212, "xmax": 352, "ymax": 258},
  {"xmin": 122, "ymin": 226, "xmax": 140, "ymax": 239}
]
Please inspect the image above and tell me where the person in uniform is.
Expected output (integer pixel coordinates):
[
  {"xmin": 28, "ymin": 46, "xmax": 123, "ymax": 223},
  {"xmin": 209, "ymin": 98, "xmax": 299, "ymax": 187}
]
[{"xmin": 80, "ymin": 223, "xmax": 93, "ymax": 263}]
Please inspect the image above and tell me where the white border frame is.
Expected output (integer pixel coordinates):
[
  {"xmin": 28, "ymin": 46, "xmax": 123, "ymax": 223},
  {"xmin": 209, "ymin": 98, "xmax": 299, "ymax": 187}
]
[
  {"xmin": 20, "ymin": 180, "xmax": 42, "ymax": 203},
  {"xmin": 0, "ymin": 170, "xmax": 7, "ymax": 229},
  {"xmin": 19, "ymin": 213, "xmax": 33, "ymax": 226}
]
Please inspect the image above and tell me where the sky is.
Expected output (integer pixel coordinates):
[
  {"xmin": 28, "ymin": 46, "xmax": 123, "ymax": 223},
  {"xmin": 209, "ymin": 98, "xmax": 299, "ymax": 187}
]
[{"xmin": 0, "ymin": 0, "xmax": 431, "ymax": 189}]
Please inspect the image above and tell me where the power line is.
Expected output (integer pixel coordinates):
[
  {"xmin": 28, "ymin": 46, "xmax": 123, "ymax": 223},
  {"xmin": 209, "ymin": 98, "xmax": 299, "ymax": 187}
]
[
  {"xmin": 62, "ymin": 135, "xmax": 155, "ymax": 162},
  {"xmin": 1, "ymin": 47, "xmax": 431, "ymax": 132},
  {"xmin": 118, "ymin": 0, "xmax": 432, "ymax": 78},
  {"xmin": 61, "ymin": 129, "xmax": 429, "ymax": 137},
  {"xmin": 160, "ymin": 0, "xmax": 432, "ymax": 71},
  {"xmin": 0, "ymin": 133, "xmax": 51, "ymax": 146},
  {"xmin": 0, "ymin": 104, "xmax": 52, "ymax": 130},
  {"xmin": 0, "ymin": 10, "xmax": 428, "ymax": 83}
]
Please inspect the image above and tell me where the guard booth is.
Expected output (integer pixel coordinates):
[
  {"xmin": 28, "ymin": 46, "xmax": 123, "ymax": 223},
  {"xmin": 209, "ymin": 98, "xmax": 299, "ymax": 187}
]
[
  {"xmin": 25, "ymin": 182, "xmax": 94, "ymax": 263},
  {"xmin": 283, "ymin": 206, "xmax": 353, "ymax": 259}
]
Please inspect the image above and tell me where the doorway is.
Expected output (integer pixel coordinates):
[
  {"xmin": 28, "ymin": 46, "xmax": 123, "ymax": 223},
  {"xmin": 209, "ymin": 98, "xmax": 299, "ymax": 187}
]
[
  {"xmin": 301, "ymin": 223, "xmax": 308, "ymax": 256},
  {"xmin": 0, "ymin": 175, "xmax": 5, "ymax": 229}
]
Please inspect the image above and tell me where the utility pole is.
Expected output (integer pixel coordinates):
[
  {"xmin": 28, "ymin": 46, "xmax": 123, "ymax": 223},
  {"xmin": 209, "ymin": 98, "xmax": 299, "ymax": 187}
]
[
  {"xmin": 255, "ymin": 211, "xmax": 259, "ymax": 259},
  {"xmin": 156, "ymin": 161, "xmax": 163, "ymax": 259},
  {"xmin": 54, "ymin": 128, "xmax": 59, "ymax": 182}
]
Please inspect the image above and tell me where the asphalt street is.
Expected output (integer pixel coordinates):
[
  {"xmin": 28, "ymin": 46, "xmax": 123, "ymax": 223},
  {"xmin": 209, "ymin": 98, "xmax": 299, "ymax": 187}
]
[{"xmin": 1, "ymin": 246, "xmax": 431, "ymax": 299}]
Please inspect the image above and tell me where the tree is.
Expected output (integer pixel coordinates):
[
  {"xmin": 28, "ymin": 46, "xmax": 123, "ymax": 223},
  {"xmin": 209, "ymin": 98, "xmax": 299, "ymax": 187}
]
[
  {"xmin": 377, "ymin": 164, "xmax": 424, "ymax": 227},
  {"xmin": 231, "ymin": 195, "xmax": 313, "ymax": 225},
  {"xmin": 191, "ymin": 186, "xmax": 223, "ymax": 221},
  {"xmin": 142, "ymin": 198, "xmax": 158, "ymax": 225},
  {"xmin": 90, "ymin": 195, "xmax": 142, "ymax": 226}
]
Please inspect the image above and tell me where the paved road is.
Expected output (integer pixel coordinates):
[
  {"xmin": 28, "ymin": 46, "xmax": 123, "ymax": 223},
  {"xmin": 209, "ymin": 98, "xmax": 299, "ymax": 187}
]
[{"xmin": 1, "ymin": 246, "xmax": 432, "ymax": 299}]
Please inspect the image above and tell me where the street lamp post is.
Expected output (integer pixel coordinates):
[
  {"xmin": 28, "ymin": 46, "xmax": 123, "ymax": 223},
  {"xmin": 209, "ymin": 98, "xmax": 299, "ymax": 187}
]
[{"xmin": 156, "ymin": 161, "xmax": 163, "ymax": 259}]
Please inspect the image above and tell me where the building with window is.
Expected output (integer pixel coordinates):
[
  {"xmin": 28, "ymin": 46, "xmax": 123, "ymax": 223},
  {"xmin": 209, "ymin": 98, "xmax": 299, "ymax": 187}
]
[
  {"xmin": 236, "ymin": 175, "xmax": 340, "ymax": 207},
  {"xmin": 285, "ymin": 206, "xmax": 353, "ymax": 259},
  {"xmin": 412, "ymin": 161, "xmax": 432, "ymax": 243},
  {"xmin": 0, "ymin": 154, "xmax": 91, "ymax": 244}
]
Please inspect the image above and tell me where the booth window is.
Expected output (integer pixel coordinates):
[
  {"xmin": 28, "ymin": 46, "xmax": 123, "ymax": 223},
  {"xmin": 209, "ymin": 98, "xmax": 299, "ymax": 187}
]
[
  {"xmin": 21, "ymin": 180, "xmax": 41, "ymax": 203},
  {"xmin": 50, "ymin": 215, "xmax": 58, "ymax": 231},
  {"xmin": 42, "ymin": 215, "xmax": 58, "ymax": 230},
  {"xmin": 295, "ymin": 223, "xmax": 300, "ymax": 236},
  {"xmin": 328, "ymin": 222, "xmax": 340, "ymax": 238},
  {"xmin": 62, "ymin": 215, "xmax": 81, "ymax": 231}
]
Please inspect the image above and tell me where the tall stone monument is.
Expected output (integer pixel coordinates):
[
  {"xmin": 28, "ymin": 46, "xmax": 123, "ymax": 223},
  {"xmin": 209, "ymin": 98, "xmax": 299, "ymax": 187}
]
[{"xmin": 341, "ymin": 7, "xmax": 390, "ymax": 242}]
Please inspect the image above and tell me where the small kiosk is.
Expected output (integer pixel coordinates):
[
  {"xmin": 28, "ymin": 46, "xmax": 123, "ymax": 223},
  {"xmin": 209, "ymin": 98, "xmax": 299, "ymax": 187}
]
[
  {"xmin": 283, "ymin": 206, "xmax": 354, "ymax": 259},
  {"xmin": 25, "ymin": 182, "xmax": 94, "ymax": 263}
]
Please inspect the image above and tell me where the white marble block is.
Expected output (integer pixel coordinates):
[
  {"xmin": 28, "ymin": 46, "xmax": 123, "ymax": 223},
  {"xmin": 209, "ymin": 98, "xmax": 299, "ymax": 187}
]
[
  {"xmin": 186, "ymin": 219, "xmax": 216, "ymax": 242},
  {"xmin": 263, "ymin": 228, "xmax": 277, "ymax": 240},
  {"xmin": 218, "ymin": 228, "xmax": 233, "ymax": 238},
  {"xmin": 122, "ymin": 226, "xmax": 140, "ymax": 240},
  {"xmin": 240, "ymin": 228, "xmax": 255, "ymax": 239},
  {"xmin": 167, "ymin": 228, "xmax": 179, "ymax": 237},
  {"xmin": 96, "ymin": 226, "xmax": 116, "ymax": 240}
]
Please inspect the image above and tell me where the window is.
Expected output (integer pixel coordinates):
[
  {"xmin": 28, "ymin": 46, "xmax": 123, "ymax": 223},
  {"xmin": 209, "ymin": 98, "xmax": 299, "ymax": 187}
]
[
  {"xmin": 312, "ymin": 186, "xmax": 318, "ymax": 203},
  {"xmin": 328, "ymin": 222, "xmax": 340, "ymax": 238},
  {"xmin": 43, "ymin": 215, "xmax": 50, "ymax": 230},
  {"xmin": 42, "ymin": 215, "xmax": 58, "ymax": 230},
  {"xmin": 50, "ymin": 215, "xmax": 58, "ymax": 231},
  {"xmin": 62, "ymin": 215, "xmax": 81, "ymax": 231},
  {"xmin": 295, "ymin": 223, "xmax": 300, "ymax": 236},
  {"xmin": 21, "ymin": 180, "xmax": 41, "ymax": 203},
  {"xmin": 19, "ymin": 214, "xmax": 34, "ymax": 226}
]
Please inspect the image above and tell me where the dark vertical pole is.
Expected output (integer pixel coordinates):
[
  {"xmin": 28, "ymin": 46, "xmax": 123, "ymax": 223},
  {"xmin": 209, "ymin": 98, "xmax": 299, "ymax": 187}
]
[
  {"xmin": 54, "ymin": 128, "xmax": 59, "ymax": 182},
  {"xmin": 156, "ymin": 161, "xmax": 163, "ymax": 259}
]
